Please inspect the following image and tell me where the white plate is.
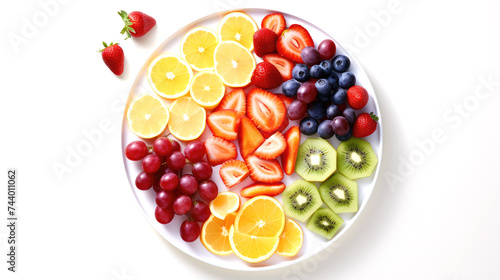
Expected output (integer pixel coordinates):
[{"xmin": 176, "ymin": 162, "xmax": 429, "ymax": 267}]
[{"xmin": 121, "ymin": 8, "xmax": 383, "ymax": 271}]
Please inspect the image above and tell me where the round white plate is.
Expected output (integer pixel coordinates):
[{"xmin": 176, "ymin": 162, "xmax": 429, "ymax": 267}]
[{"xmin": 121, "ymin": 8, "xmax": 383, "ymax": 271}]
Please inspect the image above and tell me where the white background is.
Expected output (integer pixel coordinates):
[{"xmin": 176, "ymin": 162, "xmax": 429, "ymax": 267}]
[{"xmin": 1, "ymin": 0, "xmax": 499, "ymax": 279}]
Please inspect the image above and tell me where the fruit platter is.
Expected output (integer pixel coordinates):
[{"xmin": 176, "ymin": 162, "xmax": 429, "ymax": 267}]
[{"xmin": 121, "ymin": 8, "xmax": 382, "ymax": 270}]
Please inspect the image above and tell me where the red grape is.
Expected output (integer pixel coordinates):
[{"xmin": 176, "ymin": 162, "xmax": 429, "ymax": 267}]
[
  {"xmin": 171, "ymin": 140, "xmax": 181, "ymax": 152},
  {"xmin": 179, "ymin": 174, "xmax": 198, "ymax": 195},
  {"xmin": 192, "ymin": 161, "xmax": 212, "ymax": 181},
  {"xmin": 180, "ymin": 220, "xmax": 200, "ymax": 242},
  {"xmin": 318, "ymin": 39, "xmax": 336, "ymax": 60},
  {"xmin": 156, "ymin": 190, "xmax": 176, "ymax": 209},
  {"xmin": 142, "ymin": 154, "xmax": 161, "ymax": 173},
  {"xmin": 135, "ymin": 171, "xmax": 155, "ymax": 191},
  {"xmin": 332, "ymin": 116, "xmax": 350, "ymax": 136},
  {"xmin": 301, "ymin": 46, "xmax": 321, "ymax": 66},
  {"xmin": 155, "ymin": 206, "xmax": 174, "ymax": 224},
  {"xmin": 190, "ymin": 201, "xmax": 210, "ymax": 222},
  {"xmin": 160, "ymin": 172, "xmax": 179, "ymax": 191},
  {"xmin": 173, "ymin": 195, "xmax": 192, "ymax": 215},
  {"xmin": 297, "ymin": 81, "xmax": 317, "ymax": 104},
  {"xmin": 153, "ymin": 137, "xmax": 173, "ymax": 156},
  {"xmin": 288, "ymin": 100, "xmax": 308, "ymax": 120},
  {"xmin": 198, "ymin": 180, "xmax": 218, "ymax": 202},
  {"xmin": 184, "ymin": 141, "xmax": 206, "ymax": 162},
  {"xmin": 166, "ymin": 151, "xmax": 186, "ymax": 171},
  {"xmin": 125, "ymin": 141, "xmax": 149, "ymax": 161},
  {"xmin": 152, "ymin": 181, "xmax": 162, "ymax": 193}
]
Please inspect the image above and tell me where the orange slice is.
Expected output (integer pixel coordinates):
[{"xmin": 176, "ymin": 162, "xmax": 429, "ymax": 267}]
[
  {"xmin": 229, "ymin": 225, "xmax": 280, "ymax": 263},
  {"xmin": 209, "ymin": 191, "xmax": 240, "ymax": 220},
  {"xmin": 234, "ymin": 196, "xmax": 285, "ymax": 237},
  {"xmin": 201, "ymin": 213, "xmax": 237, "ymax": 256},
  {"xmin": 276, "ymin": 219, "xmax": 303, "ymax": 257}
]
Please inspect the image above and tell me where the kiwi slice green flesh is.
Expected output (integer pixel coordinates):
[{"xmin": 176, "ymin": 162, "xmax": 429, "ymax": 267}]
[
  {"xmin": 319, "ymin": 173, "xmax": 358, "ymax": 213},
  {"xmin": 295, "ymin": 138, "xmax": 337, "ymax": 182},
  {"xmin": 282, "ymin": 179, "xmax": 322, "ymax": 222},
  {"xmin": 306, "ymin": 208, "xmax": 344, "ymax": 240},
  {"xmin": 337, "ymin": 138, "xmax": 378, "ymax": 180}
]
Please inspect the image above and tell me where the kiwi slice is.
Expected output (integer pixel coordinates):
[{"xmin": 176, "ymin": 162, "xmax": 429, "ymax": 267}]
[
  {"xmin": 295, "ymin": 138, "xmax": 337, "ymax": 182},
  {"xmin": 306, "ymin": 208, "xmax": 344, "ymax": 240},
  {"xmin": 282, "ymin": 179, "xmax": 322, "ymax": 222},
  {"xmin": 337, "ymin": 138, "xmax": 378, "ymax": 180},
  {"xmin": 319, "ymin": 173, "xmax": 358, "ymax": 213}
]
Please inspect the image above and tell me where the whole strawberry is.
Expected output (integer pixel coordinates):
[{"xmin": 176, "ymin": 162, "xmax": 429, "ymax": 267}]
[
  {"xmin": 251, "ymin": 62, "xmax": 283, "ymax": 89},
  {"xmin": 347, "ymin": 85, "xmax": 369, "ymax": 110},
  {"xmin": 118, "ymin": 10, "xmax": 156, "ymax": 39},
  {"xmin": 99, "ymin": 42, "xmax": 124, "ymax": 75},
  {"xmin": 353, "ymin": 112, "xmax": 379, "ymax": 138},
  {"xmin": 253, "ymin": 28, "xmax": 278, "ymax": 57}
]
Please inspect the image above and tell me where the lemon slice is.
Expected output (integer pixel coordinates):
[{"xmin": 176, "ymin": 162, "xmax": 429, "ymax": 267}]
[
  {"xmin": 180, "ymin": 27, "xmax": 218, "ymax": 71},
  {"xmin": 168, "ymin": 97, "xmax": 206, "ymax": 141},
  {"xmin": 147, "ymin": 54, "xmax": 193, "ymax": 99},
  {"xmin": 189, "ymin": 71, "xmax": 225, "ymax": 109},
  {"xmin": 214, "ymin": 41, "xmax": 255, "ymax": 87},
  {"xmin": 217, "ymin": 12, "xmax": 258, "ymax": 51},
  {"xmin": 127, "ymin": 94, "xmax": 169, "ymax": 139}
]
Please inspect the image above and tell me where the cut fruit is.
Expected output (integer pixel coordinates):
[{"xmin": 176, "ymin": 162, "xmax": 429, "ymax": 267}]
[
  {"xmin": 254, "ymin": 131, "xmax": 287, "ymax": 160},
  {"xmin": 209, "ymin": 191, "xmax": 240, "ymax": 220},
  {"xmin": 213, "ymin": 88, "xmax": 246, "ymax": 116},
  {"xmin": 234, "ymin": 196, "xmax": 285, "ymax": 237},
  {"xmin": 281, "ymin": 126, "xmax": 301, "ymax": 175},
  {"xmin": 276, "ymin": 24, "xmax": 314, "ymax": 63},
  {"xmin": 282, "ymin": 179, "xmax": 322, "ymax": 222},
  {"xmin": 337, "ymin": 138, "xmax": 378, "ymax": 180},
  {"xmin": 229, "ymin": 225, "xmax": 280, "ymax": 263},
  {"xmin": 263, "ymin": 53, "xmax": 295, "ymax": 81},
  {"xmin": 276, "ymin": 219, "xmax": 303, "ymax": 257},
  {"xmin": 204, "ymin": 136, "xmax": 237, "ymax": 166},
  {"xmin": 261, "ymin": 13, "xmax": 286, "ymax": 36},
  {"xmin": 206, "ymin": 109, "xmax": 240, "ymax": 141},
  {"xmin": 180, "ymin": 27, "xmax": 218, "ymax": 71},
  {"xmin": 238, "ymin": 116, "xmax": 265, "ymax": 158},
  {"xmin": 168, "ymin": 97, "xmax": 206, "ymax": 141},
  {"xmin": 260, "ymin": 116, "xmax": 289, "ymax": 139},
  {"xmin": 306, "ymin": 208, "xmax": 344, "ymax": 240},
  {"xmin": 214, "ymin": 41, "xmax": 256, "ymax": 88},
  {"xmin": 219, "ymin": 160, "xmax": 249, "ymax": 188},
  {"xmin": 319, "ymin": 173, "xmax": 358, "ymax": 213},
  {"xmin": 247, "ymin": 88, "xmax": 286, "ymax": 133},
  {"xmin": 217, "ymin": 12, "xmax": 258, "ymax": 51},
  {"xmin": 127, "ymin": 94, "xmax": 169, "ymax": 139},
  {"xmin": 295, "ymin": 138, "xmax": 337, "ymax": 182},
  {"xmin": 147, "ymin": 53, "xmax": 193, "ymax": 99},
  {"xmin": 189, "ymin": 71, "xmax": 225, "ymax": 109},
  {"xmin": 245, "ymin": 155, "xmax": 284, "ymax": 183},
  {"xmin": 240, "ymin": 182, "xmax": 286, "ymax": 198},
  {"xmin": 201, "ymin": 213, "xmax": 236, "ymax": 256}
]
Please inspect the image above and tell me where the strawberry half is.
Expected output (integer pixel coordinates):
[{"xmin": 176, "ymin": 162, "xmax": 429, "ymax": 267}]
[
  {"xmin": 204, "ymin": 136, "xmax": 237, "ymax": 166},
  {"xmin": 251, "ymin": 62, "xmax": 283, "ymax": 89},
  {"xmin": 206, "ymin": 109, "xmax": 240, "ymax": 141},
  {"xmin": 253, "ymin": 28, "xmax": 278, "ymax": 57},
  {"xmin": 254, "ymin": 131, "xmax": 287, "ymax": 160},
  {"xmin": 240, "ymin": 182, "xmax": 286, "ymax": 198},
  {"xmin": 263, "ymin": 53, "xmax": 295, "ymax": 81},
  {"xmin": 276, "ymin": 24, "xmax": 314, "ymax": 63},
  {"xmin": 260, "ymin": 117, "xmax": 288, "ymax": 139},
  {"xmin": 213, "ymin": 88, "xmax": 246, "ymax": 116},
  {"xmin": 245, "ymin": 155, "xmax": 284, "ymax": 183},
  {"xmin": 219, "ymin": 160, "xmax": 249, "ymax": 188},
  {"xmin": 247, "ymin": 88, "xmax": 286, "ymax": 133},
  {"xmin": 238, "ymin": 116, "xmax": 265, "ymax": 158},
  {"xmin": 261, "ymin": 13, "xmax": 286, "ymax": 36},
  {"xmin": 281, "ymin": 126, "xmax": 301, "ymax": 175}
]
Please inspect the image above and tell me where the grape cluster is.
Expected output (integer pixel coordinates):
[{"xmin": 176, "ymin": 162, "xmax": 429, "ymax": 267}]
[{"xmin": 125, "ymin": 137, "xmax": 219, "ymax": 242}]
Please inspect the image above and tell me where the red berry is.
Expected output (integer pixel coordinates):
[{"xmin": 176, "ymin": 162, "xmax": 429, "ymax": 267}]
[
  {"xmin": 118, "ymin": 10, "xmax": 156, "ymax": 39},
  {"xmin": 253, "ymin": 28, "xmax": 278, "ymax": 57},
  {"xmin": 251, "ymin": 62, "xmax": 283, "ymax": 89},
  {"xmin": 347, "ymin": 85, "xmax": 369, "ymax": 110},
  {"xmin": 100, "ymin": 42, "xmax": 124, "ymax": 75},
  {"xmin": 353, "ymin": 112, "xmax": 379, "ymax": 138}
]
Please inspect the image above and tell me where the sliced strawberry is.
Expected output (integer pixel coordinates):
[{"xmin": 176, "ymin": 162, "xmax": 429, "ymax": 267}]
[
  {"xmin": 204, "ymin": 136, "xmax": 237, "ymax": 166},
  {"xmin": 276, "ymin": 24, "xmax": 314, "ymax": 63},
  {"xmin": 260, "ymin": 117, "xmax": 288, "ymax": 138},
  {"xmin": 206, "ymin": 109, "xmax": 240, "ymax": 141},
  {"xmin": 278, "ymin": 94, "xmax": 294, "ymax": 110},
  {"xmin": 213, "ymin": 88, "xmax": 246, "ymax": 116},
  {"xmin": 240, "ymin": 182, "xmax": 286, "ymax": 198},
  {"xmin": 261, "ymin": 13, "xmax": 286, "ymax": 36},
  {"xmin": 281, "ymin": 126, "xmax": 301, "ymax": 175},
  {"xmin": 245, "ymin": 154, "xmax": 284, "ymax": 183},
  {"xmin": 238, "ymin": 116, "xmax": 265, "ymax": 158},
  {"xmin": 254, "ymin": 131, "xmax": 287, "ymax": 160},
  {"xmin": 247, "ymin": 88, "xmax": 286, "ymax": 133},
  {"xmin": 219, "ymin": 160, "xmax": 249, "ymax": 188},
  {"xmin": 263, "ymin": 53, "xmax": 295, "ymax": 81}
]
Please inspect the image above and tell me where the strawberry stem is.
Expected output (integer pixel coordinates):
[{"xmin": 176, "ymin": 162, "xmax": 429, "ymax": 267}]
[
  {"xmin": 118, "ymin": 10, "xmax": 135, "ymax": 40},
  {"xmin": 370, "ymin": 112, "xmax": 379, "ymax": 122},
  {"xmin": 98, "ymin": 41, "xmax": 117, "ymax": 52}
]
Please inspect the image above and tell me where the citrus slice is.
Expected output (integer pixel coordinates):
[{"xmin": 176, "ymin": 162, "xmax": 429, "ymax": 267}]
[
  {"xmin": 201, "ymin": 212, "xmax": 236, "ymax": 256},
  {"xmin": 189, "ymin": 71, "xmax": 225, "ymax": 109},
  {"xmin": 127, "ymin": 94, "xmax": 169, "ymax": 139},
  {"xmin": 234, "ymin": 196, "xmax": 285, "ymax": 237},
  {"xmin": 209, "ymin": 191, "xmax": 240, "ymax": 220},
  {"xmin": 229, "ymin": 225, "xmax": 280, "ymax": 263},
  {"xmin": 276, "ymin": 219, "xmax": 303, "ymax": 257},
  {"xmin": 167, "ymin": 97, "xmax": 206, "ymax": 141},
  {"xmin": 217, "ymin": 12, "xmax": 258, "ymax": 51},
  {"xmin": 214, "ymin": 41, "xmax": 255, "ymax": 87},
  {"xmin": 180, "ymin": 27, "xmax": 218, "ymax": 71},
  {"xmin": 147, "ymin": 54, "xmax": 193, "ymax": 99}
]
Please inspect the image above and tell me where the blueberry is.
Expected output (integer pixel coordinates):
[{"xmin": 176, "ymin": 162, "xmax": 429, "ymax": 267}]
[
  {"xmin": 307, "ymin": 101, "xmax": 326, "ymax": 120},
  {"xmin": 315, "ymin": 79, "xmax": 331, "ymax": 95},
  {"xmin": 282, "ymin": 79, "xmax": 301, "ymax": 97},
  {"xmin": 292, "ymin": 64, "xmax": 310, "ymax": 82},
  {"xmin": 343, "ymin": 108, "xmax": 356, "ymax": 125},
  {"xmin": 318, "ymin": 120, "xmax": 334, "ymax": 139},
  {"xmin": 299, "ymin": 117, "xmax": 319, "ymax": 135},
  {"xmin": 332, "ymin": 55, "xmax": 350, "ymax": 72},
  {"xmin": 331, "ymin": 88, "xmax": 347, "ymax": 105},
  {"xmin": 310, "ymin": 65, "xmax": 323, "ymax": 79},
  {"xmin": 317, "ymin": 92, "xmax": 330, "ymax": 103},
  {"xmin": 319, "ymin": 60, "xmax": 333, "ymax": 76},
  {"xmin": 326, "ymin": 104, "xmax": 342, "ymax": 120},
  {"xmin": 339, "ymin": 72, "xmax": 356, "ymax": 89},
  {"xmin": 336, "ymin": 127, "xmax": 353, "ymax": 141},
  {"xmin": 327, "ymin": 73, "xmax": 339, "ymax": 91}
]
